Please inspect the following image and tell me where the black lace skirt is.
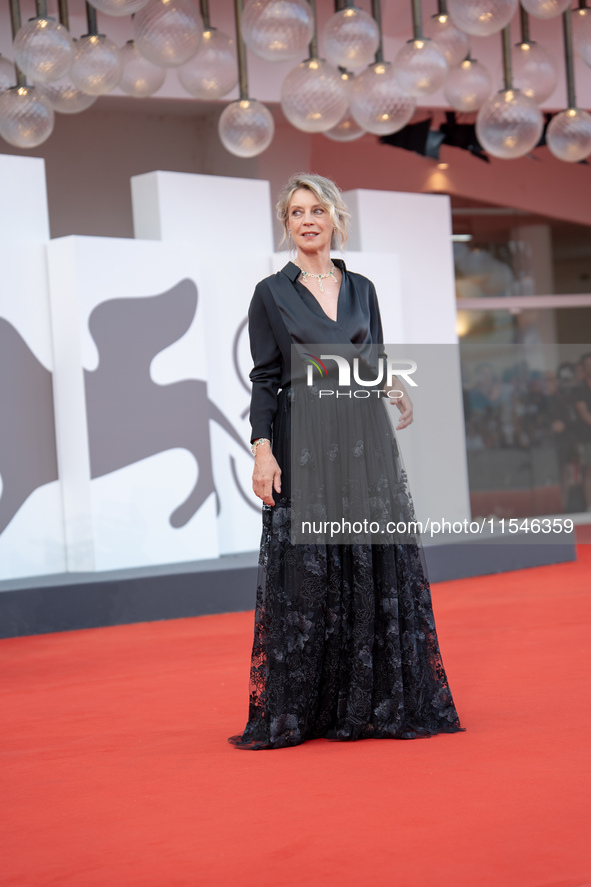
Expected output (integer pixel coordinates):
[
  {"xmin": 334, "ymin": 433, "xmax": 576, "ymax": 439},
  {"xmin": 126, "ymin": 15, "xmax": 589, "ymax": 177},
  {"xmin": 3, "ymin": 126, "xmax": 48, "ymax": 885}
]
[{"xmin": 228, "ymin": 383, "xmax": 466, "ymax": 750}]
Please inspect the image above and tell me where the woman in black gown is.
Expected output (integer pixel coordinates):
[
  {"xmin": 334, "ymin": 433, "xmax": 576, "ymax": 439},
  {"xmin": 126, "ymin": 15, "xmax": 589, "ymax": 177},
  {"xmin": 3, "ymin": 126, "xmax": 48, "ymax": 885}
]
[{"xmin": 228, "ymin": 173, "xmax": 465, "ymax": 750}]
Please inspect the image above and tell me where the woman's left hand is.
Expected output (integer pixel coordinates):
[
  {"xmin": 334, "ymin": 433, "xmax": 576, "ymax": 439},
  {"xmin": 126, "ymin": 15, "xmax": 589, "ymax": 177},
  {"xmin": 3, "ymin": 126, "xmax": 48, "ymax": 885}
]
[{"xmin": 391, "ymin": 390, "xmax": 413, "ymax": 430}]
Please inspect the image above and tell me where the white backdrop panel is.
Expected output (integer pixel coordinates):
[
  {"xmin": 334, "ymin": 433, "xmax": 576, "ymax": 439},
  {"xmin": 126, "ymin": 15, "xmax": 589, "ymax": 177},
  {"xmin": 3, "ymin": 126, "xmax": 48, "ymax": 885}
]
[
  {"xmin": 0, "ymin": 153, "xmax": 66, "ymax": 580},
  {"xmin": 345, "ymin": 189, "xmax": 458, "ymax": 344},
  {"xmin": 90, "ymin": 450, "xmax": 207, "ymax": 570},
  {"xmin": 46, "ymin": 235, "xmax": 218, "ymax": 571}
]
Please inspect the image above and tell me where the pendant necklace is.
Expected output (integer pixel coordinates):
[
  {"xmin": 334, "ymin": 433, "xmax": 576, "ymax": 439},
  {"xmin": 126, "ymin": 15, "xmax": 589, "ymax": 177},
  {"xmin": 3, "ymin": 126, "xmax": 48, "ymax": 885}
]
[{"xmin": 296, "ymin": 260, "xmax": 336, "ymax": 293}]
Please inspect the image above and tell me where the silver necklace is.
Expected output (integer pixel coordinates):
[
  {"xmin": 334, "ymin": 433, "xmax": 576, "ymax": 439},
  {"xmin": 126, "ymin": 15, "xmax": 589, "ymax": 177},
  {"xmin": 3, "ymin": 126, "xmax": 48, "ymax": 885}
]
[{"xmin": 296, "ymin": 260, "xmax": 336, "ymax": 293}]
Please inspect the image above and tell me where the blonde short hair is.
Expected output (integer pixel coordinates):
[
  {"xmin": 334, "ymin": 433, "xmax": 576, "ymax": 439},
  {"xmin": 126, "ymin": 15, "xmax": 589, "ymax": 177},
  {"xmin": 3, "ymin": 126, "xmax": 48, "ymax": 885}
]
[{"xmin": 276, "ymin": 172, "xmax": 351, "ymax": 250}]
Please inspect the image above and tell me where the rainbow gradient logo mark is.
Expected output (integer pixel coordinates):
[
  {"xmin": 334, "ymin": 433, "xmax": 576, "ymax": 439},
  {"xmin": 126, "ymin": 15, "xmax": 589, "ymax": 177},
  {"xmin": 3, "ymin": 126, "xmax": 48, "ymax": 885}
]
[{"xmin": 303, "ymin": 352, "xmax": 328, "ymax": 380}]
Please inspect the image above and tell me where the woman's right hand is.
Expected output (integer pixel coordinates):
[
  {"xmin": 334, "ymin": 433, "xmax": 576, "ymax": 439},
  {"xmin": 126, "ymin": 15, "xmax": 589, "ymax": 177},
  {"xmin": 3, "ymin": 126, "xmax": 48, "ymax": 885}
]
[{"xmin": 252, "ymin": 444, "xmax": 282, "ymax": 506}]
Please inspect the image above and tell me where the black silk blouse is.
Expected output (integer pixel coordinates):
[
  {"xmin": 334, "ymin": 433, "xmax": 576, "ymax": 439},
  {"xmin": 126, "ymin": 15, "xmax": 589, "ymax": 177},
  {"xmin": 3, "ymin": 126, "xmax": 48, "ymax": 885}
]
[{"xmin": 248, "ymin": 259, "xmax": 387, "ymax": 443}]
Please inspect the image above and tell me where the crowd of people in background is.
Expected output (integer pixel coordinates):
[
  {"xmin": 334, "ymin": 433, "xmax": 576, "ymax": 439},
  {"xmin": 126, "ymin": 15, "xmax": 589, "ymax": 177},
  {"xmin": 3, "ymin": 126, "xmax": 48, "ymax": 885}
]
[{"xmin": 462, "ymin": 352, "xmax": 591, "ymax": 513}]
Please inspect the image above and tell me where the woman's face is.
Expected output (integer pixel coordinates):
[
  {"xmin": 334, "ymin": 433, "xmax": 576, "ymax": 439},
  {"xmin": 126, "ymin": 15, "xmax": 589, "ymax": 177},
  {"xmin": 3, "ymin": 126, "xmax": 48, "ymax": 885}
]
[{"xmin": 287, "ymin": 188, "xmax": 333, "ymax": 255}]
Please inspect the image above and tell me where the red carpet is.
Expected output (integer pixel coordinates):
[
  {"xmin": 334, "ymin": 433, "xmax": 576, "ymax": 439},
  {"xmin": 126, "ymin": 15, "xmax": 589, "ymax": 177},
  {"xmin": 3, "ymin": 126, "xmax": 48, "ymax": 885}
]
[{"xmin": 2, "ymin": 547, "xmax": 591, "ymax": 887}]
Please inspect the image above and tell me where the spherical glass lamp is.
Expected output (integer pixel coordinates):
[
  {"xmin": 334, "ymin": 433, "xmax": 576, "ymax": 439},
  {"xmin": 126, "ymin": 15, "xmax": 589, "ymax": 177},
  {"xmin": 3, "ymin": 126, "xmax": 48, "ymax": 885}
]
[
  {"xmin": 242, "ymin": 0, "xmax": 314, "ymax": 63},
  {"xmin": 0, "ymin": 55, "xmax": 15, "ymax": 93},
  {"xmin": 448, "ymin": 0, "xmax": 517, "ymax": 37},
  {"xmin": 322, "ymin": 6, "xmax": 380, "ymax": 70},
  {"xmin": 476, "ymin": 89, "xmax": 544, "ymax": 158},
  {"xmin": 394, "ymin": 38, "xmax": 448, "ymax": 97},
  {"xmin": 88, "ymin": 0, "xmax": 150, "ymax": 16},
  {"xmin": 520, "ymin": 0, "xmax": 570, "ymax": 19},
  {"xmin": 0, "ymin": 85, "xmax": 54, "ymax": 147},
  {"xmin": 444, "ymin": 57, "xmax": 492, "ymax": 112},
  {"xmin": 512, "ymin": 42, "xmax": 557, "ymax": 104},
  {"xmin": 119, "ymin": 39, "xmax": 166, "ymax": 96},
  {"xmin": 350, "ymin": 61, "xmax": 416, "ymax": 136},
  {"xmin": 70, "ymin": 35, "xmax": 123, "ymax": 95},
  {"xmin": 280, "ymin": 58, "xmax": 348, "ymax": 133},
  {"xmin": 178, "ymin": 28, "xmax": 237, "ymax": 99},
  {"xmin": 425, "ymin": 13, "xmax": 470, "ymax": 67},
  {"xmin": 33, "ymin": 71, "xmax": 97, "ymax": 113},
  {"xmin": 546, "ymin": 108, "xmax": 591, "ymax": 162},
  {"xmin": 218, "ymin": 99, "xmax": 274, "ymax": 157},
  {"xmin": 323, "ymin": 111, "xmax": 365, "ymax": 142},
  {"xmin": 576, "ymin": 10, "xmax": 591, "ymax": 67},
  {"xmin": 13, "ymin": 17, "xmax": 75, "ymax": 84},
  {"xmin": 133, "ymin": 0, "xmax": 202, "ymax": 68},
  {"xmin": 572, "ymin": 7, "xmax": 591, "ymax": 58}
]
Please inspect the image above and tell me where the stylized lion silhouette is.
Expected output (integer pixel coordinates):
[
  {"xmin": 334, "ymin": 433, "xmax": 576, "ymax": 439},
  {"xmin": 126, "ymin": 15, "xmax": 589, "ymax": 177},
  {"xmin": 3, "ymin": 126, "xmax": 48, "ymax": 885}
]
[
  {"xmin": 84, "ymin": 279, "xmax": 253, "ymax": 527},
  {"xmin": 0, "ymin": 280, "xmax": 255, "ymax": 538}
]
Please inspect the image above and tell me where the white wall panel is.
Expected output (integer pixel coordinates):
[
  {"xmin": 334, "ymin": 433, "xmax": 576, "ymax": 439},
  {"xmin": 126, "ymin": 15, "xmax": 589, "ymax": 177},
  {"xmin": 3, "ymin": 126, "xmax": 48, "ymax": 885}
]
[
  {"xmin": 46, "ymin": 235, "xmax": 218, "ymax": 570},
  {"xmin": 0, "ymin": 154, "xmax": 66, "ymax": 580}
]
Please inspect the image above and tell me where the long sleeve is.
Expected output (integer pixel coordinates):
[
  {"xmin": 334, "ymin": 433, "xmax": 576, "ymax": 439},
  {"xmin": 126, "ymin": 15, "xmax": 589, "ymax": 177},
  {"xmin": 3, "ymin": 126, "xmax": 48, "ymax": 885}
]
[
  {"xmin": 369, "ymin": 280, "xmax": 388, "ymax": 363},
  {"xmin": 248, "ymin": 283, "xmax": 283, "ymax": 444}
]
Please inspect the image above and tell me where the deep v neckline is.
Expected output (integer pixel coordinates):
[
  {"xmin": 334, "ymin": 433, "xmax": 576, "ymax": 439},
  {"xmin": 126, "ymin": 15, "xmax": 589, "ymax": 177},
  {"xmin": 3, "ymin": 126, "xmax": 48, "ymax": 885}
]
[{"xmin": 292, "ymin": 260, "xmax": 345, "ymax": 325}]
